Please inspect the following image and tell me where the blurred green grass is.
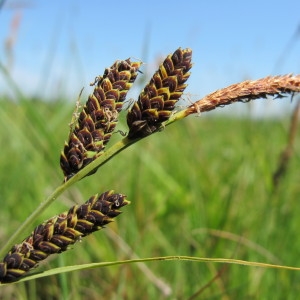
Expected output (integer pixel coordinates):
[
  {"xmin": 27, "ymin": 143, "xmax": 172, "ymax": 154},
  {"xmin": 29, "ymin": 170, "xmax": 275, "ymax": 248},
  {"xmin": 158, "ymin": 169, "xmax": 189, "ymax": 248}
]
[{"xmin": 0, "ymin": 97, "xmax": 300, "ymax": 299}]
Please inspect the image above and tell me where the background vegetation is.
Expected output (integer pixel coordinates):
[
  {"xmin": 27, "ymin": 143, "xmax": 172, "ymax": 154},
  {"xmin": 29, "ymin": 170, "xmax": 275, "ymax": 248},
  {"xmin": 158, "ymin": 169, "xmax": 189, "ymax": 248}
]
[{"xmin": 0, "ymin": 94, "xmax": 299, "ymax": 299}]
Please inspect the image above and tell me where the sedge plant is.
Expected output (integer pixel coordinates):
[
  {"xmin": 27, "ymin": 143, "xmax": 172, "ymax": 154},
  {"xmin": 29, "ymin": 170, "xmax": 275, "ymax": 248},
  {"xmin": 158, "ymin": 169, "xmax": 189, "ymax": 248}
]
[{"xmin": 0, "ymin": 47, "xmax": 300, "ymax": 285}]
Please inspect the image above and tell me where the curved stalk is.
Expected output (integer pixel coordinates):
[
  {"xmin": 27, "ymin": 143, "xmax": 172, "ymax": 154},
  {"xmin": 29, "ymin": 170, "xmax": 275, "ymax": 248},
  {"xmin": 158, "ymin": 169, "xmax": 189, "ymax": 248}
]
[
  {"xmin": 5, "ymin": 255, "xmax": 300, "ymax": 285},
  {"xmin": 0, "ymin": 137, "xmax": 138, "ymax": 258}
]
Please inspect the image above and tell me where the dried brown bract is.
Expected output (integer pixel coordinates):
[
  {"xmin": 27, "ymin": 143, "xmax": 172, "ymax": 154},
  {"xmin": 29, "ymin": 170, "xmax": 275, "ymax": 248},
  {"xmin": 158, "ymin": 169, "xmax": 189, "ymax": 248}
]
[
  {"xmin": 0, "ymin": 190, "xmax": 129, "ymax": 283},
  {"xmin": 127, "ymin": 47, "xmax": 192, "ymax": 139},
  {"xmin": 60, "ymin": 59, "xmax": 142, "ymax": 180}
]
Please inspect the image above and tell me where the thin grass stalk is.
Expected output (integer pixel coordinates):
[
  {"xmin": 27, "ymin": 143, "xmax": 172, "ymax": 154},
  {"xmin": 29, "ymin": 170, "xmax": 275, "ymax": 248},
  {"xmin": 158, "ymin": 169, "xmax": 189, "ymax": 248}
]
[
  {"xmin": 272, "ymin": 99, "xmax": 300, "ymax": 189},
  {"xmin": 106, "ymin": 227, "xmax": 172, "ymax": 296},
  {"xmin": 7, "ymin": 255, "xmax": 300, "ymax": 285},
  {"xmin": 0, "ymin": 61, "xmax": 24, "ymax": 100},
  {"xmin": 187, "ymin": 265, "xmax": 229, "ymax": 300}
]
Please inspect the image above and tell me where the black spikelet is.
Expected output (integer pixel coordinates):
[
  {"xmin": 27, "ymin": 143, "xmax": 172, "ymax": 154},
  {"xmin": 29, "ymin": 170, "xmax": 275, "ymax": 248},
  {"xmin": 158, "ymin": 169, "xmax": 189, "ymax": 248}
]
[
  {"xmin": 127, "ymin": 48, "xmax": 192, "ymax": 139},
  {"xmin": 60, "ymin": 59, "xmax": 142, "ymax": 180}
]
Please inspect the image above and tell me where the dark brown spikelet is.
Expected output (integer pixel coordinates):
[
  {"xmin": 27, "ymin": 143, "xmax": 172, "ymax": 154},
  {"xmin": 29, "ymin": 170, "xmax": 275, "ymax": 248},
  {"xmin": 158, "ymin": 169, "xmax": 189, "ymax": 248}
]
[
  {"xmin": 0, "ymin": 190, "xmax": 129, "ymax": 284},
  {"xmin": 60, "ymin": 59, "xmax": 142, "ymax": 180},
  {"xmin": 127, "ymin": 47, "xmax": 192, "ymax": 139}
]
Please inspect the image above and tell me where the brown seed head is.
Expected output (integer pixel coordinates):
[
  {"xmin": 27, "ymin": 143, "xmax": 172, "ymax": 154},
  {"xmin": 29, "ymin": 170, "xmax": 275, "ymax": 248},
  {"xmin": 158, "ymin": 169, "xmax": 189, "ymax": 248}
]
[
  {"xmin": 0, "ymin": 190, "xmax": 129, "ymax": 283},
  {"xmin": 127, "ymin": 47, "xmax": 192, "ymax": 139},
  {"xmin": 60, "ymin": 59, "xmax": 142, "ymax": 180}
]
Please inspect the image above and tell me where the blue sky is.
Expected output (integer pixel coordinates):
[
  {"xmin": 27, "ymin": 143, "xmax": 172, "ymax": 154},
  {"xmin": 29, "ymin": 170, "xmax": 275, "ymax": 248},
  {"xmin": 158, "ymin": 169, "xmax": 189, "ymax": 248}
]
[{"xmin": 1, "ymin": 0, "xmax": 300, "ymax": 115}]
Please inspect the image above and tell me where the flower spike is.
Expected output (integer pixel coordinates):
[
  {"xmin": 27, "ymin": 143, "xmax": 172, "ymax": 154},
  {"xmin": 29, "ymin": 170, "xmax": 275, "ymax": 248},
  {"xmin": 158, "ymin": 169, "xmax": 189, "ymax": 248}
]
[
  {"xmin": 127, "ymin": 47, "xmax": 192, "ymax": 139},
  {"xmin": 0, "ymin": 190, "xmax": 129, "ymax": 283},
  {"xmin": 60, "ymin": 59, "xmax": 142, "ymax": 180}
]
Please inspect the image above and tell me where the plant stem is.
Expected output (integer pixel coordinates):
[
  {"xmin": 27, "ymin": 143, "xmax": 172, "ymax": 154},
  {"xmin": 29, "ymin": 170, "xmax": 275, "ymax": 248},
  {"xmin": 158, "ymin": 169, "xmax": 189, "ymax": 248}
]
[
  {"xmin": 0, "ymin": 137, "xmax": 137, "ymax": 258},
  {"xmin": 10, "ymin": 255, "xmax": 300, "ymax": 284}
]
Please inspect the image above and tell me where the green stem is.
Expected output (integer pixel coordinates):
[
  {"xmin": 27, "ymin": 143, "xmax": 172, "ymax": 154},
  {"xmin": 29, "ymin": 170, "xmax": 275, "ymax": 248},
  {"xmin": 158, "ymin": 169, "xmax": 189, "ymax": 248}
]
[
  {"xmin": 0, "ymin": 108, "xmax": 190, "ymax": 258},
  {"xmin": 163, "ymin": 108, "xmax": 191, "ymax": 127},
  {"xmin": 9, "ymin": 255, "xmax": 300, "ymax": 284},
  {"xmin": 0, "ymin": 136, "xmax": 138, "ymax": 258},
  {"xmin": 0, "ymin": 61, "xmax": 24, "ymax": 100}
]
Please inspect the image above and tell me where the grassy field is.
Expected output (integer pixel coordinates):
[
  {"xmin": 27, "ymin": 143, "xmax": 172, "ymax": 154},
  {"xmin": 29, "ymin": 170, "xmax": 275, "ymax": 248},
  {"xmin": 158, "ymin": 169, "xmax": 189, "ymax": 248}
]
[{"xmin": 0, "ymin": 97, "xmax": 300, "ymax": 299}]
